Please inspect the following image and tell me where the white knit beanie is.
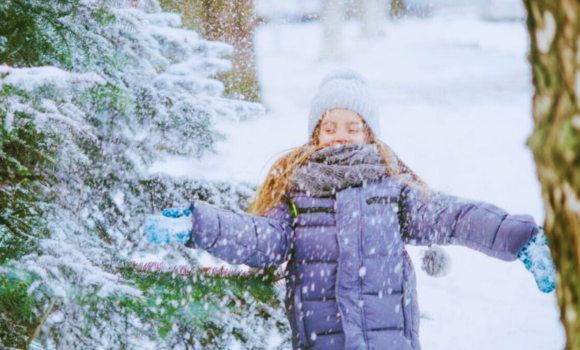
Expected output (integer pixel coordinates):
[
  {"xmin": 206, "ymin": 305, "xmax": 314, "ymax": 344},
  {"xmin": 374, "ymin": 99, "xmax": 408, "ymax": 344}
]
[{"xmin": 308, "ymin": 69, "xmax": 380, "ymax": 138}]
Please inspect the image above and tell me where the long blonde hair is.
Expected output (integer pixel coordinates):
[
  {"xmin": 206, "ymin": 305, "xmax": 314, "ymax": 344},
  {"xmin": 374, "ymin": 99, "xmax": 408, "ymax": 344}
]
[{"xmin": 247, "ymin": 120, "xmax": 431, "ymax": 216}]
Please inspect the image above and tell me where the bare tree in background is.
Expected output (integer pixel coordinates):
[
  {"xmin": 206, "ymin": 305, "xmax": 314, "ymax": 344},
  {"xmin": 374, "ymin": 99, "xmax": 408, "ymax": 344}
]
[
  {"xmin": 161, "ymin": 0, "xmax": 261, "ymax": 102},
  {"xmin": 523, "ymin": 0, "xmax": 580, "ymax": 349},
  {"xmin": 359, "ymin": 0, "xmax": 387, "ymax": 37},
  {"xmin": 322, "ymin": 0, "xmax": 346, "ymax": 60},
  {"xmin": 390, "ymin": 0, "xmax": 406, "ymax": 19}
]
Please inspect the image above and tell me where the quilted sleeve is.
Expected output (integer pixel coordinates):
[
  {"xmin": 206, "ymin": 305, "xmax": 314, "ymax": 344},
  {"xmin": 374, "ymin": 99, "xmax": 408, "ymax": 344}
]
[
  {"xmin": 185, "ymin": 199, "xmax": 294, "ymax": 267},
  {"xmin": 399, "ymin": 185, "xmax": 538, "ymax": 261}
]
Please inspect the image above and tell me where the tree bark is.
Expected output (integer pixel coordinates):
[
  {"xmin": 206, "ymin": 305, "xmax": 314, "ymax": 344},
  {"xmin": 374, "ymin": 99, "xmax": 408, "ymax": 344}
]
[
  {"xmin": 523, "ymin": 0, "xmax": 580, "ymax": 348},
  {"xmin": 171, "ymin": 0, "xmax": 261, "ymax": 102}
]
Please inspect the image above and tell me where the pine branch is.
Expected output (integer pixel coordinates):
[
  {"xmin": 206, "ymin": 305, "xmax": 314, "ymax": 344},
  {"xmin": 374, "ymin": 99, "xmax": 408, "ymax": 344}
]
[{"xmin": 25, "ymin": 299, "xmax": 55, "ymax": 347}]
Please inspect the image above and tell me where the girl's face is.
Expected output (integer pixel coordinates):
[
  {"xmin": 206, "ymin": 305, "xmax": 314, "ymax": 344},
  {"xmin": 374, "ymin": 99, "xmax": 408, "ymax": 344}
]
[{"xmin": 317, "ymin": 108, "xmax": 369, "ymax": 147}]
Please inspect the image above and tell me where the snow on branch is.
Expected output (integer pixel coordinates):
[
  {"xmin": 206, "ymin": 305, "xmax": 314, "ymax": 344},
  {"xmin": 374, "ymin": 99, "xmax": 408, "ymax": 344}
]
[{"xmin": 0, "ymin": 65, "xmax": 105, "ymax": 91}]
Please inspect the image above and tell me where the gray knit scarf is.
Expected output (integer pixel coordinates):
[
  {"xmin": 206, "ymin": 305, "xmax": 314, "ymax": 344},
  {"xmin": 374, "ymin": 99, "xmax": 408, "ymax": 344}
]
[{"xmin": 288, "ymin": 143, "xmax": 389, "ymax": 197}]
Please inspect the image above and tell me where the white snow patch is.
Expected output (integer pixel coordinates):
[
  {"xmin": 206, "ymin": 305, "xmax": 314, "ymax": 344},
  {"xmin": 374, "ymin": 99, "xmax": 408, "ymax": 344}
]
[
  {"xmin": 359, "ymin": 266, "xmax": 367, "ymax": 277},
  {"xmin": 535, "ymin": 11, "xmax": 556, "ymax": 54}
]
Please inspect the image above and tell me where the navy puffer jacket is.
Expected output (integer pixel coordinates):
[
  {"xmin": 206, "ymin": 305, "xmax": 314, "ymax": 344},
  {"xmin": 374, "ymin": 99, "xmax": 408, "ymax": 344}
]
[{"xmin": 186, "ymin": 176, "xmax": 538, "ymax": 350}]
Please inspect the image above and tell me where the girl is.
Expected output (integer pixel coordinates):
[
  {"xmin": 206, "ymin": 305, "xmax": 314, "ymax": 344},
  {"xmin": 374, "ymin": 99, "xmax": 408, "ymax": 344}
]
[{"xmin": 146, "ymin": 69, "xmax": 554, "ymax": 350}]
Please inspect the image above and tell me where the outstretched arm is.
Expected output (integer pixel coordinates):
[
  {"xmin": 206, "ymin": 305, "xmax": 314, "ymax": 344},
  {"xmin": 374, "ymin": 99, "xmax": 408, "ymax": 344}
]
[
  {"xmin": 399, "ymin": 184, "xmax": 539, "ymax": 262},
  {"xmin": 185, "ymin": 199, "xmax": 294, "ymax": 268}
]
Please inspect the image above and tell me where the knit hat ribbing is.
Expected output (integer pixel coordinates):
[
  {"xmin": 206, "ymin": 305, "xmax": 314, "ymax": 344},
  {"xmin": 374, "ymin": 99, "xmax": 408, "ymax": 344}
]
[{"xmin": 308, "ymin": 69, "xmax": 380, "ymax": 138}]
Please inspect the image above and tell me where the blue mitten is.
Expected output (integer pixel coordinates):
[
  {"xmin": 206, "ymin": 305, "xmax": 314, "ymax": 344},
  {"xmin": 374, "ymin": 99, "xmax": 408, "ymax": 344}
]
[
  {"xmin": 517, "ymin": 226, "xmax": 556, "ymax": 293},
  {"xmin": 161, "ymin": 208, "xmax": 192, "ymax": 218},
  {"xmin": 144, "ymin": 207, "xmax": 192, "ymax": 246}
]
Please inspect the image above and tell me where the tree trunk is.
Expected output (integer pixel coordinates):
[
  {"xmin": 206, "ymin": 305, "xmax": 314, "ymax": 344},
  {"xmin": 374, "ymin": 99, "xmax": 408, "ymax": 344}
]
[
  {"xmin": 322, "ymin": 0, "xmax": 346, "ymax": 60},
  {"xmin": 390, "ymin": 0, "xmax": 406, "ymax": 19},
  {"xmin": 175, "ymin": 0, "xmax": 261, "ymax": 102},
  {"xmin": 523, "ymin": 0, "xmax": 580, "ymax": 349},
  {"xmin": 359, "ymin": 0, "xmax": 387, "ymax": 37}
]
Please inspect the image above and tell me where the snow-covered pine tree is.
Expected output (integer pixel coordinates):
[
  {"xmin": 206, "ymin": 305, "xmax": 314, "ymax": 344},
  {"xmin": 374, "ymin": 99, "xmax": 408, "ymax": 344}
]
[
  {"xmin": 0, "ymin": 65, "xmax": 99, "ymax": 264},
  {"xmin": 1, "ymin": 1, "xmax": 118, "ymax": 345},
  {"xmin": 0, "ymin": 64, "xmax": 105, "ymax": 348},
  {"xmin": 1, "ymin": 0, "xmax": 289, "ymax": 348}
]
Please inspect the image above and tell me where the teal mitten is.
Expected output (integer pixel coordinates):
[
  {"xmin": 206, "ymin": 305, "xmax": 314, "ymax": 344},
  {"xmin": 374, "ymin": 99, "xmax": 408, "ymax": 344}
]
[
  {"xmin": 517, "ymin": 226, "xmax": 556, "ymax": 293},
  {"xmin": 144, "ymin": 207, "xmax": 192, "ymax": 245}
]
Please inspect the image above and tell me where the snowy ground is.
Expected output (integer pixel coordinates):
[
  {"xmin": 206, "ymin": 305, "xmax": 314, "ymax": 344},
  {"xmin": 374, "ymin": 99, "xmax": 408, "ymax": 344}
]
[{"xmin": 151, "ymin": 8, "xmax": 565, "ymax": 350}]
